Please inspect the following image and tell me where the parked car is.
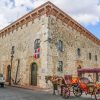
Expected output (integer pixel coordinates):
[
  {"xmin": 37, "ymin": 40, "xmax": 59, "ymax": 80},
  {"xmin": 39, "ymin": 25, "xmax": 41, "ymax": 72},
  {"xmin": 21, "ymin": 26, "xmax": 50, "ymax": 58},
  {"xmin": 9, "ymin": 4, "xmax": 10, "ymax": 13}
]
[{"xmin": 0, "ymin": 74, "xmax": 5, "ymax": 87}]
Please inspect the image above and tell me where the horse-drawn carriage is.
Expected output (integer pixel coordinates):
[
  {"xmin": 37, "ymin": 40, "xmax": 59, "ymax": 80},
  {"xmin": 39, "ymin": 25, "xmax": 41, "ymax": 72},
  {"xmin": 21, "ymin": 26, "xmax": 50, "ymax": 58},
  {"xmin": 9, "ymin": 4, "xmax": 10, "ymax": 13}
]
[
  {"xmin": 45, "ymin": 68, "xmax": 100, "ymax": 99},
  {"xmin": 76, "ymin": 68, "xmax": 100, "ymax": 100},
  {"xmin": 45, "ymin": 75, "xmax": 80, "ymax": 98},
  {"xmin": 73, "ymin": 77, "xmax": 100, "ymax": 99}
]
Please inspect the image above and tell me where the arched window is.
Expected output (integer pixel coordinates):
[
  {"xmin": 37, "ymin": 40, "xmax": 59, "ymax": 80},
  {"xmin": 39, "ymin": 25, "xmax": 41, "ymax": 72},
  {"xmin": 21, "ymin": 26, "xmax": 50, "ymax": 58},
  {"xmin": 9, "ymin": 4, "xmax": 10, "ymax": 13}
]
[
  {"xmin": 34, "ymin": 39, "xmax": 40, "ymax": 50},
  {"xmin": 57, "ymin": 40, "xmax": 63, "ymax": 52},
  {"xmin": 77, "ymin": 48, "xmax": 81, "ymax": 57}
]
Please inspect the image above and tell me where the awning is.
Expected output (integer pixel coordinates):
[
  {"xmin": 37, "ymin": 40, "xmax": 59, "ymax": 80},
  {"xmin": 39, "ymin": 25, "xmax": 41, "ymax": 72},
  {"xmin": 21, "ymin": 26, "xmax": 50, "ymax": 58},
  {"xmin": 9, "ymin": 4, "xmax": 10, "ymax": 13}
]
[{"xmin": 78, "ymin": 68, "xmax": 100, "ymax": 73}]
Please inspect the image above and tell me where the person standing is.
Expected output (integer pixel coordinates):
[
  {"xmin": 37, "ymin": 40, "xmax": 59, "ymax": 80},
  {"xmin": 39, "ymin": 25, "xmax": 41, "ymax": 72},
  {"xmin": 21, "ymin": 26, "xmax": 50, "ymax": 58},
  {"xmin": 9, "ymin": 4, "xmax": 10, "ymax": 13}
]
[{"xmin": 88, "ymin": 74, "xmax": 93, "ymax": 83}]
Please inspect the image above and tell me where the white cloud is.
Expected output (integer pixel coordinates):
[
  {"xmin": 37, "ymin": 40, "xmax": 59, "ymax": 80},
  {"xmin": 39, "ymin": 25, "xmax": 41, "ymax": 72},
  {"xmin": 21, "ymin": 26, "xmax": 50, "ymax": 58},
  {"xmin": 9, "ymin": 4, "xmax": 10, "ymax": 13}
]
[
  {"xmin": 14, "ymin": 0, "xmax": 34, "ymax": 8},
  {"xmin": 0, "ymin": 0, "xmax": 100, "ymax": 30},
  {"xmin": 0, "ymin": 0, "xmax": 34, "ymax": 30},
  {"xmin": 0, "ymin": 15, "xmax": 9, "ymax": 29}
]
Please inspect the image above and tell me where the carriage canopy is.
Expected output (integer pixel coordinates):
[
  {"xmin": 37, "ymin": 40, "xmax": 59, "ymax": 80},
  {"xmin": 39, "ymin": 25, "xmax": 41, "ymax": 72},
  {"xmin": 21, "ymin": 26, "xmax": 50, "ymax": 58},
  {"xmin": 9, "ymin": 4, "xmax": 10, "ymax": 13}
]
[{"xmin": 78, "ymin": 68, "xmax": 100, "ymax": 74}]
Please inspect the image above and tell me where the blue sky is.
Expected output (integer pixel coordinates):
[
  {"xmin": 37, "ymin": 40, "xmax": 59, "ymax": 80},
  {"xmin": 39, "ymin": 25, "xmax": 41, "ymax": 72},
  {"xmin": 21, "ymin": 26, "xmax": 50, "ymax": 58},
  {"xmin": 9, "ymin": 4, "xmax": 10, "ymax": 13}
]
[
  {"xmin": 0, "ymin": 0, "xmax": 100, "ymax": 39},
  {"xmin": 85, "ymin": 23, "xmax": 100, "ymax": 39}
]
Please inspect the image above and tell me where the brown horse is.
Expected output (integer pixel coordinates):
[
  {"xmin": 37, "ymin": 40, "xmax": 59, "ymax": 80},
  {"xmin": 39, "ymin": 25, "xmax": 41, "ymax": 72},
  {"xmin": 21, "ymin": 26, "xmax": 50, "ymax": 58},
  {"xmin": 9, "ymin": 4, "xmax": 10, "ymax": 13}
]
[
  {"xmin": 45, "ymin": 75, "xmax": 64, "ymax": 95},
  {"xmin": 45, "ymin": 75, "xmax": 63, "ymax": 85}
]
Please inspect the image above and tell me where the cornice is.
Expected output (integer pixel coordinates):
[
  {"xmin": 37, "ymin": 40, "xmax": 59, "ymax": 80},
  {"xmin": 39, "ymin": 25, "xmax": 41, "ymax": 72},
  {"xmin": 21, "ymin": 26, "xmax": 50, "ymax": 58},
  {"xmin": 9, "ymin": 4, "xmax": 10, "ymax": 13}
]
[{"xmin": 0, "ymin": 1, "xmax": 100, "ymax": 45}]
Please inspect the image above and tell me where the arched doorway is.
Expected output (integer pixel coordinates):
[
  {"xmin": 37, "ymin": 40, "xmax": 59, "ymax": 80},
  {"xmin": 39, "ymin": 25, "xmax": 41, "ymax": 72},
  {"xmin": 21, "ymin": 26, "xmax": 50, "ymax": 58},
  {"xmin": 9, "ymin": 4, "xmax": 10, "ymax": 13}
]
[
  {"xmin": 30, "ymin": 63, "xmax": 38, "ymax": 86},
  {"xmin": 7, "ymin": 65, "xmax": 11, "ymax": 82}
]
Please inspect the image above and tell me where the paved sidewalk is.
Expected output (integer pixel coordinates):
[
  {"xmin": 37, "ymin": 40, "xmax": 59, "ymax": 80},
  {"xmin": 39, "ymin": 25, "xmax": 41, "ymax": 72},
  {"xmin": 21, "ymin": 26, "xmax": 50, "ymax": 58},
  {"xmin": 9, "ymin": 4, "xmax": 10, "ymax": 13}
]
[
  {"xmin": 6, "ymin": 83, "xmax": 51, "ymax": 91},
  {"xmin": 0, "ymin": 86, "xmax": 98, "ymax": 100}
]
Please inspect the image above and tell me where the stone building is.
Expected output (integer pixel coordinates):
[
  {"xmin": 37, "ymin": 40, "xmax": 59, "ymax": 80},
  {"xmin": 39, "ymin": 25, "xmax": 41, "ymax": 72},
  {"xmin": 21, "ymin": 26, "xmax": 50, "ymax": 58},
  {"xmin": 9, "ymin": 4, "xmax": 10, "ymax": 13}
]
[{"xmin": 0, "ymin": 2, "xmax": 100, "ymax": 87}]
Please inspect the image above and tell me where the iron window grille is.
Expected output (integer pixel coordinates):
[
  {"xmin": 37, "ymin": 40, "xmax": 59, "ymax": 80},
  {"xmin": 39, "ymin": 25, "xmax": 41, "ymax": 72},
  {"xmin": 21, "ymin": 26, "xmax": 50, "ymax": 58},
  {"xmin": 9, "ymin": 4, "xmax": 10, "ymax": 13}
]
[
  {"xmin": 89, "ymin": 53, "xmax": 92, "ymax": 60},
  {"xmin": 77, "ymin": 48, "xmax": 81, "ymax": 57},
  {"xmin": 57, "ymin": 40, "xmax": 63, "ymax": 52},
  {"xmin": 95, "ymin": 55, "xmax": 97, "ymax": 61},
  {"xmin": 34, "ymin": 39, "xmax": 40, "ymax": 50},
  {"xmin": 58, "ymin": 61, "xmax": 63, "ymax": 72}
]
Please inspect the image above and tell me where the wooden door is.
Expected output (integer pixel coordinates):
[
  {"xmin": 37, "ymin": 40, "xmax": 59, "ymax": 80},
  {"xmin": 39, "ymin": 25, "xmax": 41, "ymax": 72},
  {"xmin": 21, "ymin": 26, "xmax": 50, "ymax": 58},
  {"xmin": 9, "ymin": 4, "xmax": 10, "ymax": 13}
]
[{"xmin": 31, "ymin": 63, "xmax": 38, "ymax": 86}]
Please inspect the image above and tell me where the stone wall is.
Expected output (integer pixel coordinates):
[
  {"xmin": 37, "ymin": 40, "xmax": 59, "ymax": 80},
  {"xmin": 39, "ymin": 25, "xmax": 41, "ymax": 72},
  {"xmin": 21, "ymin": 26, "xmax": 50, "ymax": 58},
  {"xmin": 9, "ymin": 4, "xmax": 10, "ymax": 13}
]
[
  {"xmin": 0, "ymin": 15, "xmax": 49, "ymax": 87},
  {"xmin": 0, "ymin": 13, "xmax": 99, "ymax": 87},
  {"xmin": 47, "ymin": 15, "xmax": 100, "ymax": 77}
]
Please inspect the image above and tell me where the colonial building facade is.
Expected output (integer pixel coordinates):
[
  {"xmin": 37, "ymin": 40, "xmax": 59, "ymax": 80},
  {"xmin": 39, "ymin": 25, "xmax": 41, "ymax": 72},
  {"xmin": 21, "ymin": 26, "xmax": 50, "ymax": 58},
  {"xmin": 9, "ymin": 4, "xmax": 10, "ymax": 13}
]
[{"xmin": 0, "ymin": 2, "xmax": 100, "ymax": 88}]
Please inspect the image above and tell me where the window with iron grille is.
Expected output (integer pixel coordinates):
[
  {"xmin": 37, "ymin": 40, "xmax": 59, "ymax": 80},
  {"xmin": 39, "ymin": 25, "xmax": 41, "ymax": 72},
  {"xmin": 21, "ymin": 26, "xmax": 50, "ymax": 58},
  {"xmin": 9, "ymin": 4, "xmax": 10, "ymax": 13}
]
[
  {"xmin": 89, "ymin": 53, "xmax": 92, "ymax": 60},
  {"xmin": 58, "ymin": 61, "xmax": 63, "ymax": 72},
  {"xmin": 77, "ymin": 48, "xmax": 81, "ymax": 57},
  {"xmin": 57, "ymin": 40, "xmax": 63, "ymax": 52},
  {"xmin": 11, "ymin": 46, "xmax": 15, "ymax": 54},
  {"xmin": 95, "ymin": 55, "xmax": 97, "ymax": 61},
  {"xmin": 34, "ymin": 39, "xmax": 40, "ymax": 49}
]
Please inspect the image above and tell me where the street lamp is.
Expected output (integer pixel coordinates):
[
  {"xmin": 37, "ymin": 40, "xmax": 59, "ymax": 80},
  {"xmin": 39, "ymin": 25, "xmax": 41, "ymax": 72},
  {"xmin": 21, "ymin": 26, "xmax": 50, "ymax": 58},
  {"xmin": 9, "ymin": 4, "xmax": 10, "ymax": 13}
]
[{"xmin": 9, "ymin": 46, "xmax": 15, "ymax": 86}]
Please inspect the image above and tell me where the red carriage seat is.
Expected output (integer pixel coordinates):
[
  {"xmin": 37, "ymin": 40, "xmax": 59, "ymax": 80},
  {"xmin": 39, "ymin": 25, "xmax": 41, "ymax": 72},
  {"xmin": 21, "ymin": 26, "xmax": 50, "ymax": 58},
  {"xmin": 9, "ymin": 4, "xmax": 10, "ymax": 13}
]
[
  {"xmin": 79, "ymin": 77, "xmax": 90, "ymax": 92},
  {"xmin": 64, "ymin": 75, "xmax": 72, "ymax": 85}
]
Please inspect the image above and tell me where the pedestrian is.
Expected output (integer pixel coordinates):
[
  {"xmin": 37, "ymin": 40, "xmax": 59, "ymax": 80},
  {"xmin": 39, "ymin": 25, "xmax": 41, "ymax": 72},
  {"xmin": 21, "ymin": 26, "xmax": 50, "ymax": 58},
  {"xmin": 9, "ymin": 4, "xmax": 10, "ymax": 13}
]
[{"xmin": 88, "ymin": 74, "xmax": 93, "ymax": 83}]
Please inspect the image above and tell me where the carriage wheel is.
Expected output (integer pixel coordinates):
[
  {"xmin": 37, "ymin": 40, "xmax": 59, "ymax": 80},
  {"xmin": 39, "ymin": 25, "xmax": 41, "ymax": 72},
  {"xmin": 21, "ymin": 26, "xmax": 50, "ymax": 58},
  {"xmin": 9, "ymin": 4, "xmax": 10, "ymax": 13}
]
[
  {"xmin": 73, "ymin": 86, "xmax": 82, "ymax": 97},
  {"xmin": 63, "ymin": 87, "xmax": 70, "ymax": 99}
]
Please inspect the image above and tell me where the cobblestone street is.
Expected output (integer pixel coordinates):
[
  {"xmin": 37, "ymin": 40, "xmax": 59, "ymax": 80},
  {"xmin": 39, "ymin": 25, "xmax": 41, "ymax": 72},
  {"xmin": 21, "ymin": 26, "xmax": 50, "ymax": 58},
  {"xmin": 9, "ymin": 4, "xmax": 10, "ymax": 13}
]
[{"xmin": 0, "ymin": 86, "xmax": 98, "ymax": 100}]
